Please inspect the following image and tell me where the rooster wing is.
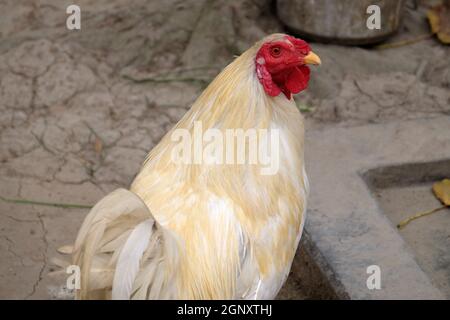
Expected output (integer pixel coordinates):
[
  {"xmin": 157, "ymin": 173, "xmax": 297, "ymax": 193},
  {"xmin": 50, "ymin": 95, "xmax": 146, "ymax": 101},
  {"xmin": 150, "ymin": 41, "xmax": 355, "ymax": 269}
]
[{"xmin": 72, "ymin": 188, "xmax": 178, "ymax": 299}]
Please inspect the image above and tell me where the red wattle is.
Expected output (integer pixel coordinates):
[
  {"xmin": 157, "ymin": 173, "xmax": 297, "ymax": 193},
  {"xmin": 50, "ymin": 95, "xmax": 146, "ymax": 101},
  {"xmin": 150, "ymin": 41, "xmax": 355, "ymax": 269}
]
[
  {"xmin": 256, "ymin": 61, "xmax": 310, "ymax": 99},
  {"xmin": 285, "ymin": 66, "xmax": 310, "ymax": 95}
]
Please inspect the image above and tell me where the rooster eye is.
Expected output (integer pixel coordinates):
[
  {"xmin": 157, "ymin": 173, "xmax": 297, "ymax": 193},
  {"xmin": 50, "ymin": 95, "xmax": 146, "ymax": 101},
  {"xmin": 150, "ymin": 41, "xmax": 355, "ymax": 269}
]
[{"xmin": 270, "ymin": 46, "xmax": 282, "ymax": 57}]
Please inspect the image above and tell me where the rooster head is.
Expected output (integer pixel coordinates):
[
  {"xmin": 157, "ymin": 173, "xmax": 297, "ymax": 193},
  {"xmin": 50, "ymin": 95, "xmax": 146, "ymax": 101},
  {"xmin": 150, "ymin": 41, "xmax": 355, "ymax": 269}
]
[{"xmin": 255, "ymin": 34, "xmax": 321, "ymax": 99}]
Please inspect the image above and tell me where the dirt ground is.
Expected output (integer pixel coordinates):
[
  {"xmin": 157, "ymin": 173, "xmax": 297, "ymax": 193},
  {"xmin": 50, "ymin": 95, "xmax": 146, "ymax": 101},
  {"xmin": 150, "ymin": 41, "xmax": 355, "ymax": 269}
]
[{"xmin": 0, "ymin": 0, "xmax": 449, "ymax": 299}]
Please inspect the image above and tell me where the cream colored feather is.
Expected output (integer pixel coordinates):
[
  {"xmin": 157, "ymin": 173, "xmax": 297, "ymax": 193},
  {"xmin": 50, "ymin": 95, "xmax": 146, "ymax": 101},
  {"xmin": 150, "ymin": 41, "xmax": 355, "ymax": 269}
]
[
  {"xmin": 68, "ymin": 34, "xmax": 310, "ymax": 299},
  {"xmin": 112, "ymin": 219, "xmax": 153, "ymax": 299}
]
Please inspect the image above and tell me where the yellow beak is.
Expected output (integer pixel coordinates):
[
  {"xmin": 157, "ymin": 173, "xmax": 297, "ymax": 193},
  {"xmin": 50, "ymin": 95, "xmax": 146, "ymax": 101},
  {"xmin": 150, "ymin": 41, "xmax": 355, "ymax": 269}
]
[{"xmin": 304, "ymin": 51, "xmax": 321, "ymax": 65}]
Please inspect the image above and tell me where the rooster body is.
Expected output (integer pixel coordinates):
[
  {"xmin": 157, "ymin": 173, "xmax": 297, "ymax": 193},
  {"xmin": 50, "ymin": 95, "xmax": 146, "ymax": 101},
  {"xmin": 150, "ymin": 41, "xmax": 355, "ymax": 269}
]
[{"xmin": 71, "ymin": 34, "xmax": 320, "ymax": 299}]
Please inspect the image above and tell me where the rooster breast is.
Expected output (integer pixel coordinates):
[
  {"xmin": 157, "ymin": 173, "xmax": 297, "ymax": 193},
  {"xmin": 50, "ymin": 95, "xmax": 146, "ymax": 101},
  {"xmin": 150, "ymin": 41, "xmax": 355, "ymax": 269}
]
[{"xmin": 130, "ymin": 94, "xmax": 308, "ymax": 299}]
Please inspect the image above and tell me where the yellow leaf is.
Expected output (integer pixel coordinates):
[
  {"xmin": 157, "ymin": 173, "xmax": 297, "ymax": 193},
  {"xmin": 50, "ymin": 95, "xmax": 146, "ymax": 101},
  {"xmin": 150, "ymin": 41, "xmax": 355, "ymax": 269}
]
[
  {"xmin": 427, "ymin": 3, "xmax": 450, "ymax": 44},
  {"xmin": 432, "ymin": 178, "xmax": 450, "ymax": 206},
  {"xmin": 397, "ymin": 178, "xmax": 450, "ymax": 229}
]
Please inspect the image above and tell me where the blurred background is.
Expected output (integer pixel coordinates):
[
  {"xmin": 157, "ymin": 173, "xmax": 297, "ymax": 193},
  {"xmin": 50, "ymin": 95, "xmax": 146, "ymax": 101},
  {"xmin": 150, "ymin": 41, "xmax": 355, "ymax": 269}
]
[{"xmin": 0, "ymin": 0, "xmax": 449, "ymax": 299}]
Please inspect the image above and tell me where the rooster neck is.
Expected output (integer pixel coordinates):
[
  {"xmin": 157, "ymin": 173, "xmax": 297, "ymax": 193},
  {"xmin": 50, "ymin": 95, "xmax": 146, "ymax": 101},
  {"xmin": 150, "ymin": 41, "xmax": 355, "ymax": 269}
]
[
  {"xmin": 177, "ymin": 49, "xmax": 299, "ymax": 132},
  {"xmin": 138, "ymin": 45, "xmax": 306, "ymax": 179}
]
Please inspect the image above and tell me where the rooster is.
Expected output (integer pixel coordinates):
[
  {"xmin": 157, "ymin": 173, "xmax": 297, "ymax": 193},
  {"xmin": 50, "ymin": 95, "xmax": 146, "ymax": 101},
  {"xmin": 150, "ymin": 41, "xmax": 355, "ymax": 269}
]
[{"xmin": 67, "ymin": 33, "xmax": 321, "ymax": 299}]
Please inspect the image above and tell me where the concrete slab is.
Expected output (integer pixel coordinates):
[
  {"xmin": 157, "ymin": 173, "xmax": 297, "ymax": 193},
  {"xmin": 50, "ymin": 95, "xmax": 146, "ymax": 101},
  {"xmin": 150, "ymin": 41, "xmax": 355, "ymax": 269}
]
[
  {"xmin": 365, "ymin": 160, "xmax": 450, "ymax": 298},
  {"xmin": 305, "ymin": 117, "xmax": 450, "ymax": 299}
]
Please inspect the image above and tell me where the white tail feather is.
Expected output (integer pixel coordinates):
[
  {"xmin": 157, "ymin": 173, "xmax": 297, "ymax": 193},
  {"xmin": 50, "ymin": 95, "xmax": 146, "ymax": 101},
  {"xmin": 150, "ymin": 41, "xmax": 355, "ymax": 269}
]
[{"xmin": 112, "ymin": 219, "xmax": 154, "ymax": 299}]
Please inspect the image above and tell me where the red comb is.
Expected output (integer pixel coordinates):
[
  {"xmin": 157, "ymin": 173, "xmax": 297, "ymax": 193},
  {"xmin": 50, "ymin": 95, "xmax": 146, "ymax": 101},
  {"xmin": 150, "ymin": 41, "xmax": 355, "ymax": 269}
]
[{"xmin": 284, "ymin": 35, "xmax": 311, "ymax": 54}]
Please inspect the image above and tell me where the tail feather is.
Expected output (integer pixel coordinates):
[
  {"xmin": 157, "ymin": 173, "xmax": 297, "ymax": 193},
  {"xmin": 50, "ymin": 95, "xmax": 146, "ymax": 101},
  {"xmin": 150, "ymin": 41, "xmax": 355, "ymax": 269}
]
[
  {"xmin": 112, "ymin": 219, "xmax": 154, "ymax": 299},
  {"xmin": 57, "ymin": 245, "xmax": 73, "ymax": 255},
  {"xmin": 70, "ymin": 188, "xmax": 179, "ymax": 299},
  {"xmin": 131, "ymin": 262, "xmax": 158, "ymax": 299},
  {"xmin": 100, "ymin": 230, "xmax": 132, "ymax": 254}
]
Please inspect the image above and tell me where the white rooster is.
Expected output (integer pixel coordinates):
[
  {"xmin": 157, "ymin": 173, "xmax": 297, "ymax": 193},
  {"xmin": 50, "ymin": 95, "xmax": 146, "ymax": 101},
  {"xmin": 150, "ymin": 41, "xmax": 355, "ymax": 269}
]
[{"xmin": 65, "ymin": 33, "xmax": 321, "ymax": 299}]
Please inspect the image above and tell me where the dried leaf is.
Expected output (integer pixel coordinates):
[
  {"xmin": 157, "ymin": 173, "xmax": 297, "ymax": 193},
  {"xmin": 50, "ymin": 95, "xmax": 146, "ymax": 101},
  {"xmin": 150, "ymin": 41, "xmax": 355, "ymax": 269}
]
[
  {"xmin": 427, "ymin": 3, "xmax": 450, "ymax": 44},
  {"xmin": 432, "ymin": 178, "xmax": 450, "ymax": 206},
  {"xmin": 94, "ymin": 137, "xmax": 103, "ymax": 155},
  {"xmin": 397, "ymin": 178, "xmax": 450, "ymax": 229}
]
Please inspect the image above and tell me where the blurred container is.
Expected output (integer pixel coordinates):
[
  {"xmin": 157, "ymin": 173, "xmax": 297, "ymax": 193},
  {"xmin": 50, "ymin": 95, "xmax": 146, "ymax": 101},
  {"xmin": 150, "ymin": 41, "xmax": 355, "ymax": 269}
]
[{"xmin": 277, "ymin": 0, "xmax": 405, "ymax": 45}]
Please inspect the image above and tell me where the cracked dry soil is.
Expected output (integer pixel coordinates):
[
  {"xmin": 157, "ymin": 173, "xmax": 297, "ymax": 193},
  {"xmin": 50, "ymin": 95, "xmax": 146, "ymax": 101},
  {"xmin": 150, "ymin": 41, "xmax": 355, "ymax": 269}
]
[{"xmin": 0, "ymin": 0, "xmax": 449, "ymax": 299}]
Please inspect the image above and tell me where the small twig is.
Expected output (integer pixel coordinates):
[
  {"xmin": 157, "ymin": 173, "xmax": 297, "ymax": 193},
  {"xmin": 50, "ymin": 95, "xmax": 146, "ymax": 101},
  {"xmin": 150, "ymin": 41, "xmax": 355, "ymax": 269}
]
[
  {"xmin": 375, "ymin": 33, "xmax": 435, "ymax": 50},
  {"xmin": 397, "ymin": 205, "xmax": 448, "ymax": 229},
  {"xmin": 0, "ymin": 195, "xmax": 93, "ymax": 209}
]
